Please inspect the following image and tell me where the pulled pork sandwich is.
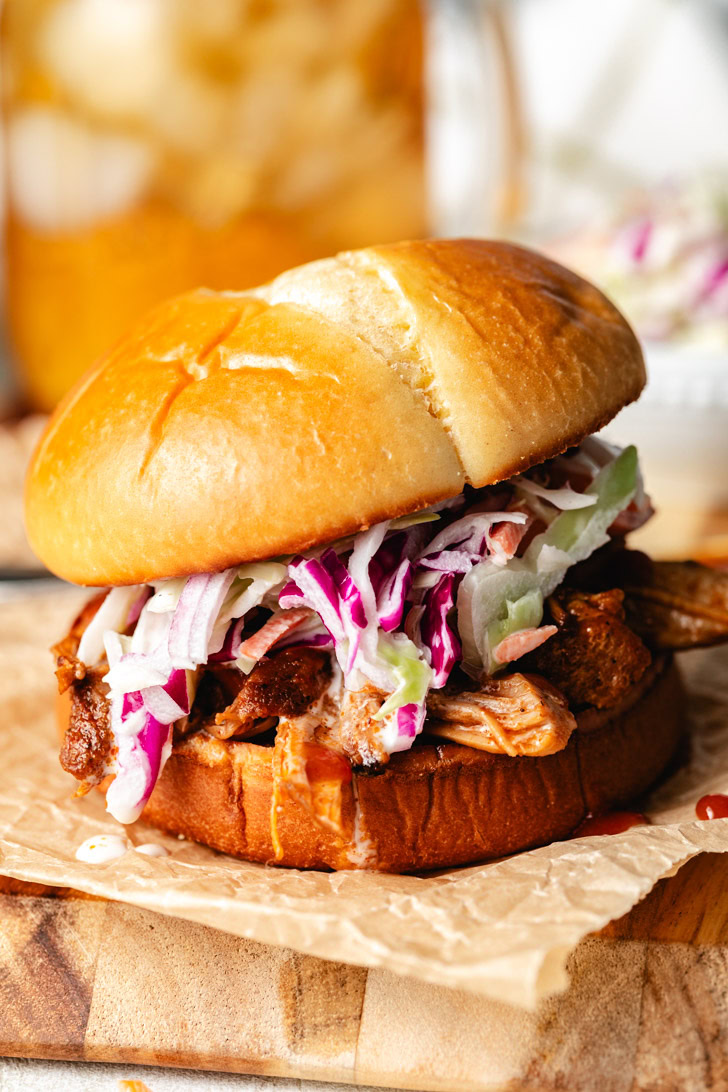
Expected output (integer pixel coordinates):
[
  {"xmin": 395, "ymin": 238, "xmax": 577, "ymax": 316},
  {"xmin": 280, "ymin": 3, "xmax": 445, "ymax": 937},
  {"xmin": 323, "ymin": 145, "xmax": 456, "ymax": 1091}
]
[{"xmin": 25, "ymin": 239, "xmax": 728, "ymax": 872}]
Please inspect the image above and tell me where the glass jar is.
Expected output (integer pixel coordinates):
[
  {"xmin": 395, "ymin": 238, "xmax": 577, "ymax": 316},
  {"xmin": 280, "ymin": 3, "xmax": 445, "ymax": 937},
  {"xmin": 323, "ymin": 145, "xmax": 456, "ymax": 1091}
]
[{"xmin": 2, "ymin": 0, "xmax": 426, "ymax": 409}]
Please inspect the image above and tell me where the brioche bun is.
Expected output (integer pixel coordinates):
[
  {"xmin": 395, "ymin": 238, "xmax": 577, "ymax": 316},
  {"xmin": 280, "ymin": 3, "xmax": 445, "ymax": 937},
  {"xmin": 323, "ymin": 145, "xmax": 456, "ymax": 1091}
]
[
  {"xmin": 26, "ymin": 239, "xmax": 644, "ymax": 587},
  {"xmin": 57, "ymin": 657, "xmax": 682, "ymax": 872}
]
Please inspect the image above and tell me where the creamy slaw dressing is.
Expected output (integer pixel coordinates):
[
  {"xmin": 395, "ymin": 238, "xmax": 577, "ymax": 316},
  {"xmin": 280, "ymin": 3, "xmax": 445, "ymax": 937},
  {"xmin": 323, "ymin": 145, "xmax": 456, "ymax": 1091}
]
[{"xmin": 75, "ymin": 833, "xmax": 129, "ymax": 862}]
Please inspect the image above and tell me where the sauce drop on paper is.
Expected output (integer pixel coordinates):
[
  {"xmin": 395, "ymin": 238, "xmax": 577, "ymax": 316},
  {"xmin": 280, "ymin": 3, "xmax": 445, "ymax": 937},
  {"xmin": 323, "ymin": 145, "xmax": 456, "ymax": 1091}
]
[
  {"xmin": 75, "ymin": 833, "xmax": 129, "ymax": 863},
  {"xmin": 573, "ymin": 811, "xmax": 650, "ymax": 838},
  {"xmin": 696, "ymin": 794, "xmax": 728, "ymax": 820},
  {"xmin": 76, "ymin": 835, "xmax": 171, "ymax": 863},
  {"xmin": 135, "ymin": 843, "xmax": 169, "ymax": 857}
]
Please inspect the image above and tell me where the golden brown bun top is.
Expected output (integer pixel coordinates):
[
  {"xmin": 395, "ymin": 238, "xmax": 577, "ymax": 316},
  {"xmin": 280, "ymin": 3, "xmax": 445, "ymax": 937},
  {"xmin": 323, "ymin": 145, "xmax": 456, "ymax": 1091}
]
[{"xmin": 25, "ymin": 239, "xmax": 645, "ymax": 586}]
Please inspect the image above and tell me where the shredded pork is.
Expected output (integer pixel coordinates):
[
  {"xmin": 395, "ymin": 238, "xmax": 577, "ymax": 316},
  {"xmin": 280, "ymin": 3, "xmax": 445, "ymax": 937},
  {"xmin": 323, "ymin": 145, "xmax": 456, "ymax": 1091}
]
[{"xmin": 426, "ymin": 673, "xmax": 576, "ymax": 757}]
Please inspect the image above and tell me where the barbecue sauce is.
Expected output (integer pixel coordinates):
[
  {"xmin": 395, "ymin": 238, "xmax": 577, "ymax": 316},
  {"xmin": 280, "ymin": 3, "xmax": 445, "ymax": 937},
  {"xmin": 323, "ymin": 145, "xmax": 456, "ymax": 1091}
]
[
  {"xmin": 573, "ymin": 811, "xmax": 650, "ymax": 838},
  {"xmin": 695, "ymin": 794, "xmax": 728, "ymax": 820}
]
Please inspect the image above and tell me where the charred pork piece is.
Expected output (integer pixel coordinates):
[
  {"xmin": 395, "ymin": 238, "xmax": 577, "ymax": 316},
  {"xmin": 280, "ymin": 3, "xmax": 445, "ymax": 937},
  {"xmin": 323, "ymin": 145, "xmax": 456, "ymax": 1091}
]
[
  {"xmin": 60, "ymin": 673, "xmax": 113, "ymax": 790},
  {"xmin": 177, "ymin": 664, "xmax": 246, "ymax": 738},
  {"xmin": 569, "ymin": 548, "xmax": 728, "ymax": 651},
  {"xmin": 212, "ymin": 648, "xmax": 331, "ymax": 740},
  {"xmin": 523, "ymin": 587, "xmax": 651, "ymax": 710},
  {"xmin": 621, "ymin": 558, "xmax": 728, "ymax": 650},
  {"xmin": 52, "ymin": 590, "xmax": 108, "ymax": 692},
  {"xmin": 426, "ymin": 672, "xmax": 576, "ymax": 756}
]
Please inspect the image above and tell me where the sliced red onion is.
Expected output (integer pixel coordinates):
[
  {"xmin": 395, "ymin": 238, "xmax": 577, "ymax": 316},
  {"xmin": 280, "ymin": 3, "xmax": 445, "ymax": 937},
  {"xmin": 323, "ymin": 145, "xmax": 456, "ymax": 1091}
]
[
  {"xmin": 168, "ymin": 568, "xmax": 237, "ymax": 669},
  {"xmin": 167, "ymin": 575, "xmax": 210, "ymax": 665},
  {"xmin": 104, "ymin": 652, "xmax": 170, "ymax": 694},
  {"xmin": 208, "ymin": 616, "xmax": 247, "ymax": 662},
  {"xmin": 126, "ymin": 587, "xmax": 152, "ymax": 627},
  {"xmin": 130, "ymin": 604, "xmax": 173, "ymax": 656},
  {"xmin": 142, "ymin": 668, "xmax": 191, "ymax": 723},
  {"xmin": 106, "ymin": 696, "xmax": 173, "ymax": 825}
]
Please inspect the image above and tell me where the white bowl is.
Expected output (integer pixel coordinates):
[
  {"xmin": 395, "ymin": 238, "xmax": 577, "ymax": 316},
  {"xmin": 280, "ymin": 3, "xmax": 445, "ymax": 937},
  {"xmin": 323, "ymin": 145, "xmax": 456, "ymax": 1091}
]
[{"xmin": 601, "ymin": 343, "xmax": 728, "ymax": 560}]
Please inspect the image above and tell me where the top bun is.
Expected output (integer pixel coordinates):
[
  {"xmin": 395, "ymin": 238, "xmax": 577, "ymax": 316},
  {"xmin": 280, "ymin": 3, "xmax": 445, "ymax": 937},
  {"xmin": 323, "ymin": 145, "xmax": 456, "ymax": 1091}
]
[{"xmin": 25, "ymin": 239, "xmax": 645, "ymax": 586}]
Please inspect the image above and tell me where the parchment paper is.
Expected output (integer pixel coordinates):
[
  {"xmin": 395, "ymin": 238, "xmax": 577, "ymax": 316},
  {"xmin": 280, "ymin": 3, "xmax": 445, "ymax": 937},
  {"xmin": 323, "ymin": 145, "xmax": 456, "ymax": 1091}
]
[
  {"xmin": 0, "ymin": 416, "xmax": 47, "ymax": 571},
  {"xmin": 1, "ymin": 589, "xmax": 728, "ymax": 1010}
]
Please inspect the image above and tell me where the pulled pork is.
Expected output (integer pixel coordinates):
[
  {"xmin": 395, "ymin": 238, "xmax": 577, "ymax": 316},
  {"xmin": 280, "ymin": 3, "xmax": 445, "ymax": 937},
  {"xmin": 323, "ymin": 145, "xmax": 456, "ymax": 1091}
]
[
  {"xmin": 426, "ymin": 673, "xmax": 576, "ymax": 756},
  {"xmin": 337, "ymin": 688, "xmax": 391, "ymax": 766}
]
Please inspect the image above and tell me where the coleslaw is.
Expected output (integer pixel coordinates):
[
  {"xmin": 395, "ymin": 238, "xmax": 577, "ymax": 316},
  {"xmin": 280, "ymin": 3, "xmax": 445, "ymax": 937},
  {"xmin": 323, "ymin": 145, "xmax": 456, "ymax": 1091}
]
[{"xmin": 81, "ymin": 437, "xmax": 650, "ymax": 824}]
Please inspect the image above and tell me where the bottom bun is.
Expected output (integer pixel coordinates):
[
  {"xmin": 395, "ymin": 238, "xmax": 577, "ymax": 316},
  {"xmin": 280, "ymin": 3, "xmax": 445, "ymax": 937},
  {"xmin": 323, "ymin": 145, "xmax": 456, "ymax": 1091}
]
[{"xmin": 109, "ymin": 656, "xmax": 683, "ymax": 872}]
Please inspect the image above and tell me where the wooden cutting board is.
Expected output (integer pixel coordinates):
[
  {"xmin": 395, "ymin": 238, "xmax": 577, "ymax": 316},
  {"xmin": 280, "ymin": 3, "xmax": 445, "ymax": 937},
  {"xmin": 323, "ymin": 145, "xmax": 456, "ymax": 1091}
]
[{"xmin": 2, "ymin": 853, "xmax": 728, "ymax": 1092}]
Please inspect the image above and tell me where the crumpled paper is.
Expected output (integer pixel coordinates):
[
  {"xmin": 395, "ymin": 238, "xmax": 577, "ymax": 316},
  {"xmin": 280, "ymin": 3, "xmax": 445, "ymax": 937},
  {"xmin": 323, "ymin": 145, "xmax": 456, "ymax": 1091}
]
[{"xmin": 1, "ymin": 589, "xmax": 728, "ymax": 1010}]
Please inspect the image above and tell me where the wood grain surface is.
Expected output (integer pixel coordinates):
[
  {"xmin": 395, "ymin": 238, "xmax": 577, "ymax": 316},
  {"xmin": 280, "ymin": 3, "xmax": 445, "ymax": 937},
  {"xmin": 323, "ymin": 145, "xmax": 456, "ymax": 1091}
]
[{"xmin": 2, "ymin": 855, "xmax": 728, "ymax": 1091}]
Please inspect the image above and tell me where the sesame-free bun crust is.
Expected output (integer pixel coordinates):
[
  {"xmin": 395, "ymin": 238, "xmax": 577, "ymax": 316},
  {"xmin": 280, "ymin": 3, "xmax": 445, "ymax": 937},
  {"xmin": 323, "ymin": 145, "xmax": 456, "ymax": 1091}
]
[
  {"xmin": 58, "ymin": 657, "xmax": 683, "ymax": 872},
  {"xmin": 26, "ymin": 239, "xmax": 645, "ymax": 586}
]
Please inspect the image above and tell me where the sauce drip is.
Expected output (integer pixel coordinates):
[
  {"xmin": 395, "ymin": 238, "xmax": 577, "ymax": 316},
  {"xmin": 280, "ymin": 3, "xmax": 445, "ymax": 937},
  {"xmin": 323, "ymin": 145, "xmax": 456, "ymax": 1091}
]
[
  {"xmin": 303, "ymin": 742, "xmax": 352, "ymax": 784},
  {"xmin": 573, "ymin": 811, "xmax": 650, "ymax": 838},
  {"xmin": 270, "ymin": 724, "xmax": 354, "ymax": 863},
  {"xmin": 696, "ymin": 794, "xmax": 728, "ymax": 820},
  {"xmin": 135, "ymin": 843, "xmax": 170, "ymax": 857}
]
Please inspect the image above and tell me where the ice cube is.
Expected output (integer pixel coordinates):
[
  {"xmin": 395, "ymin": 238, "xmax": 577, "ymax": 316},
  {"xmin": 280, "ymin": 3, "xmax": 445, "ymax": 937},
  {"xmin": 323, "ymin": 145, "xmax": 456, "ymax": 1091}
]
[{"xmin": 7, "ymin": 108, "xmax": 155, "ymax": 231}]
